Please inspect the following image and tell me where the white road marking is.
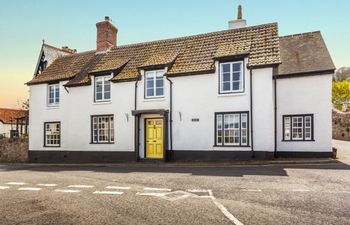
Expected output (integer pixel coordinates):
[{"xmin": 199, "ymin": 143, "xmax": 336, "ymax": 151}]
[
  {"xmin": 55, "ymin": 189, "xmax": 81, "ymax": 193},
  {"xmin": 136, "ymin": 192, "xmax": 167, "ymax": 197},
  {"xmin": 0, "ymin": 186, "xmax": 10, "ymax": 190},
  {"xmin": 37, "ymin": 184, "xmax": 57, "ymax": 187},
  {"xmin": 6, "ymin": 182, "xmax": 26, "ymax": 185},
  {"xmin": 18, "ymin": 187, "xmax": 42, "ymax": 191},
  {"xmin": 187, "ymin": 189, "xmax": 211, "ymax": 193},
  {"xmin": 324, "ymin": 190, "xmax": 350, "ymax": 194},
  {"xmin": 144, "ymin": 187, "xmax": 171, "ymax": 192},
  {"xmin": 242, "ymin": 189, "xmax": 262, "ymax": 192},
  {"xmin": 93, "ymin": 191, "xmax": 123, "ymax": 195},
  {"xmin": 208, "ymin": 190, "xmax": 244, "ymax": 225},
  {"xmin": 67, "ymin": 185, "xmax": 94, "ymax": 188},
  {"xmin": 293, "ymin": 189, "xmax": 310, "ymax": 192},
  {"xmin": 105, "ymin": 186, "xmax": 131, "ymax": 190}
]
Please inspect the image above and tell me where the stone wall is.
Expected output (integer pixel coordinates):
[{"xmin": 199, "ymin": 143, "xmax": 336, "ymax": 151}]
[
  {"xmin": 0, "ymin": 138, "xmax": 28, "ymax": 163},
  {"xmin": 333, "ymin": 109, "xmax": 350, "ymax": 141}
]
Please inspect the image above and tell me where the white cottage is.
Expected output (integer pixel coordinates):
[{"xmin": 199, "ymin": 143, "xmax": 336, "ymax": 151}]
[{"xmin": 27, "ymin": 7, "xmax": 335, "ymax": 163}]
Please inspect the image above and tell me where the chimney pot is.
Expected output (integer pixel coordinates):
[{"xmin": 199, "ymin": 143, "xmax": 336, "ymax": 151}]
[
  {"xmin": 237, "ymin": 5, "xmax": 242, "ymax": 20},
  {"xmin": 228, "ymin": 5, "xmax": 247, "ymax": 29}
]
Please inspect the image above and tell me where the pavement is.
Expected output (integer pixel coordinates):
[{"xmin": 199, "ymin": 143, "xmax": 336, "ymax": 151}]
[{"xmin": 0, "ymin": 143, "xmax": 349, "ymax": 225}]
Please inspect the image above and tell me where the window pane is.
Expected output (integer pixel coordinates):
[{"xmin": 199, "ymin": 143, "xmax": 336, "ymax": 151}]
[
  {"xmin": 147, "ymin": 79, "xmax": 154, "ymax": 88},
  {"xmin": 284, "ymin": 117, "xmax": 291, "ymax": 140},
  {"xmin": 222, "ymin": 64, "xmax": 230, "ymax": 73},
  {"xmin": 147, "ymin": 88, "xmax": 154, "ymax": 97},
  {"xmin": 96, "ymin": 82, "xmax": 103, "ymax": 92},
  {"xmin": 96, "ymin": 93, "xmax": 102, "ymax": 100},
  {"xmin": 223, "ymin": 82, "xmax": 230, "ymax": 91},
  {"xmin": 232, "ymin": 63, "xmax": 241, "ymax": 72},
  {"xmin": 104, "ymin": 91, "xmax": 111, "ymax": 100},
  {"xmin": 291, "ymin": 116, "xmax": 303, "ymax": 140},
  {"xmin": 55, "ymin": 88, "xmax": 60, "ymax": 103},
  {"xmin": 232, "ymin": 72, "xmax": 241, "ymax": 81},
  {"xmin": 104, "ymin": 83, "xmax": 110, "ymax": 92},
  {"xmin": 232, "ymin": 81, "xmax": 240, "ymax": 91},
  {"xmin": 156, "ymin": 88, "xmax": 163, "ymax": 96},
  {"xmin": 156, "ymin": 78, "xmax": 163, "ymax": 88},
  {"xmin": 223, "ymin": 73, "xmax": 230, "ymax": 82},
  {"xmin": 216, "ymin": 115, "xmax": 223, "ymax": 145}
]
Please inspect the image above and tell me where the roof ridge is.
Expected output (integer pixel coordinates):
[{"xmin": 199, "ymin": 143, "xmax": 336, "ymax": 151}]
[
  {"xmin": 115, "ymin": 22, "xmax": 278, "ymax": 50},
  {"xmin": 43, "ymin": 43, "xmax": 75, "ymax": 54},
  {"xmin": 57, "ymin": 50, "xmax": 97, "ymax": 59},
  {"xmin": 280, "ymin": 31, "xmax": 321, "ymax": 39}
]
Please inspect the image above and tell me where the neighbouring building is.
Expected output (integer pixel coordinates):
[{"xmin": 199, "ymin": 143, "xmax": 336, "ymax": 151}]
[
  {"xmin": 0, "ymin": 108, "xmax": 28, "ymax": 138},
  {"xmin": 26, "ymin": 6, "xmax": 335, "ymax": 163}
]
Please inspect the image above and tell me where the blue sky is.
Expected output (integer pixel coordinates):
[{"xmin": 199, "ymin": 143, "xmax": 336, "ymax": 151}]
[{"xmin": 0, "ymin": 0, "xmax": 349, "ymax": 107}]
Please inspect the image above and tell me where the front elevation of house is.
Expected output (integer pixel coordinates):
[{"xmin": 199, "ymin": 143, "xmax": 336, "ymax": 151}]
[{"xmin": 27, "ymin": 8, "xmax": 335, "ymax": 163}]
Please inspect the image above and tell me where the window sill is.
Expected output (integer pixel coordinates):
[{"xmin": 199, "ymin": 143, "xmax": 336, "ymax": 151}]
[
  {"xmin": 46, "ymin": 106, "xmax": 59, "ymax": 110},
  {"xmin": 90, "ymin": 142, "xmax": 115, "ymax": 144},
  {"xmin": 217, "ymin": 92, "xmax": 246, "ymax": 97},
  {"xmin": 213, "ymin": 145, "xmax": 250, "ymax": 148},
  {"xmin": 93, "ymin": 101, "xmax": 111, "ymax": 105},
  {"xmin": 281, "ymin": 140, "xmax": 315, "ymax": 142},
  {"xmin": 143, "ymin": 97, "xmax": 166, "ymax": 102},
  {"xmin": 43, "ymin": 145, "xmax": 61, "ymax": 148}
]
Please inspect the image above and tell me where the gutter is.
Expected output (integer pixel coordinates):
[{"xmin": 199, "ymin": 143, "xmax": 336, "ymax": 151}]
[
  {"xmin": 250, "ymin": 69, "xmax": 255, "ymax": 158},
  {"xmin": 134, "ymin": 78, "xmax": 140, "ymax": 161},
  {"xmin": 165, "ymin": 75, "xmax": 173, "ymax": 153},
  {"xmin": 64, "ymin": 85, "xmax": 70, "ymax": 94},
  {"xmin": 274, "ymin": 78, "xmax": 277, "ymax": 158}
]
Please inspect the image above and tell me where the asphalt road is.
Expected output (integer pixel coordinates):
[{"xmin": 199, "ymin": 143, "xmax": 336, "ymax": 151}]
[{"xmin": 0, "ymin": 158, "xmax": 349, "ymax": 225}]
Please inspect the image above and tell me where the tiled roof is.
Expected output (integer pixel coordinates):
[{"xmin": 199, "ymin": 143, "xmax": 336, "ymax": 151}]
[
  {"xmin": 276, "ymin": 31, "xmax": 335, "ymax": 76},
  {"xmin": 27, "ymin": 23, "xmax": 281, "ymax": 86},
  {"xmin": 0, "ymin": 108, "xmax": 27, "ymax": 124},
  {"xmin": 27, "ymin": 51, "xmax": 96, "ymax": 85}
]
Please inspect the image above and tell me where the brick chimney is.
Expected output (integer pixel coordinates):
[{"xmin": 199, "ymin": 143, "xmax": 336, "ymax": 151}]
[
  {"xmin": 96, "ymin": 16, "xmax": 118, "ymax": 52},
  {"xmin": 228, "ymin": 5, "xmax": 247, "ymax": 30}
]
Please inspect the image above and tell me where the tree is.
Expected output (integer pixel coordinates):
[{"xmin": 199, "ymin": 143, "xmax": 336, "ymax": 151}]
[{"xmin": 332, "ymin": 81, "xmax": 350, "ymax": 112}]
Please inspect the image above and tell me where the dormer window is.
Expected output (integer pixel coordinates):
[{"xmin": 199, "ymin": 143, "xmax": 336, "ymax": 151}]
[
  {"xmin": 48, "ymin": 84, "xmax": 60, "ymax": 106},
  {"xmin": 219, "ymin": 61, "xmax": 244, "ymax": 94},
  {"xmin": 95, "ymin": 75, "xmax": 111, "ymax": 102},
  {"xmin": 145, "ymin": 70, "xmax": 164, "ymax": 98}
]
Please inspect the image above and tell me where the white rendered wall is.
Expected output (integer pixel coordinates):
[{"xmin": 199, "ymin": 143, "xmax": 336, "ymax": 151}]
[
  {"xmin": 29, "ymin": 77, "xmax": 135, "ymax": 152},
  {"xmin": 252, "ymin": 68, "xmax": 275, "ymax": 152},
  {"xmin": 170, "ymin": 59, "xmax": 267, "ymax": 151},
  {"xmin": 276, "ymin": 74, "xmax": 332, "ymax": 152}
]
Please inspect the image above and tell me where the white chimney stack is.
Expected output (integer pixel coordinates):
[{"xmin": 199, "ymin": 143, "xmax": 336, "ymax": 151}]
[{"xmin": 228, "ymin": 5, "xmax": 247, "ymax": 30}]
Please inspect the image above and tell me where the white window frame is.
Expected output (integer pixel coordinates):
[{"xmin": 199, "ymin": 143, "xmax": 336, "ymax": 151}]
[
  {"xmin": 145, "ymin": 70, "xmax": 165, "ymax": 99},
  {"xmin": 219, "ymin": 61, "xmax": 244, "ymax": 94},
  {"xmin": 91, "ymin": 115, "xmax": 114, "ymax": 144},
  {"xmin": 283, "ymin": 114, "xmax": 314, "ymax": 141},
  {"xmin": 47, "ymin": 84, "xmax": 60, "ymax": 106},
  {"xmin": 44, "ymin": 122, "xmax": 60, "ymax": 147},
  {"xmin": 215, "ymin": 112, "xmax": 249, "ymax": 147},
  {"xmin": 94, "ymin": 75, "xmax": 111, "ymax": 102}
]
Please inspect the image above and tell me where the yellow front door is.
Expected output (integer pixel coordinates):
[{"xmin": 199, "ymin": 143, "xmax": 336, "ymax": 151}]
[{"xmin": 145, "ymin": 118, "xmax": 164, "ymax": 159}]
